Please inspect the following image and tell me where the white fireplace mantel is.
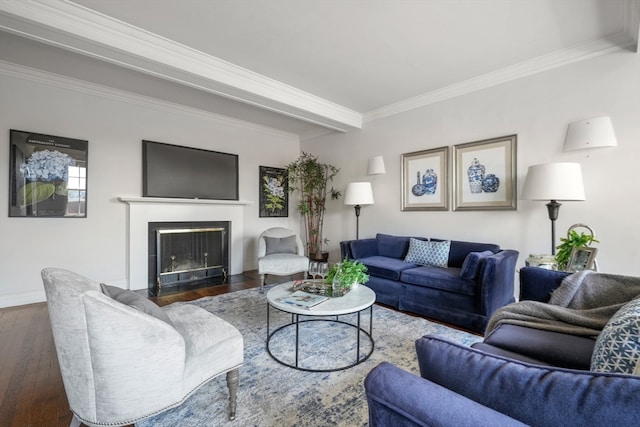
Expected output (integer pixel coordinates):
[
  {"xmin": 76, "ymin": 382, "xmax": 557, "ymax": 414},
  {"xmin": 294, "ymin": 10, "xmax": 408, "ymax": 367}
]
[{"xmin": 119, "ymin": 196, "xmax": 252, "ymax": 290}]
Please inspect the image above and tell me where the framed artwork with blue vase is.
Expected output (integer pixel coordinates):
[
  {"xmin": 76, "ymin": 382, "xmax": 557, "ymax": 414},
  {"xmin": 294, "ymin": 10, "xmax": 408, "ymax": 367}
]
[
  {"xmin": 452, "ymin": 134, "xmax": 517, "ymax": 211},
  {"xmin": 401, "ymin": 146, "xmax": 449, "ymax": 211}
]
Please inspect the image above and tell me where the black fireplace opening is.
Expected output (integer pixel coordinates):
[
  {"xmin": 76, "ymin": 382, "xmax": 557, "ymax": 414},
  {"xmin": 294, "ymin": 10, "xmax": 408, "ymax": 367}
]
[{"xmin": 148, "ymin": 221, "xmax": 230, "ymax": 295}]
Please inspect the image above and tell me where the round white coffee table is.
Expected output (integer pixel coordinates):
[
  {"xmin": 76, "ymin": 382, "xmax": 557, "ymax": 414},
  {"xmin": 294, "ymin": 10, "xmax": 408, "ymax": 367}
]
[{"xmin": 266, "ymin": 282, "xmax": 376, "ymax": 372}]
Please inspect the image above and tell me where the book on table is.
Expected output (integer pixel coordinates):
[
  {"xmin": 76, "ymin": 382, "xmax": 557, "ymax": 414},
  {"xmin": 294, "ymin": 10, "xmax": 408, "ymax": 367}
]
[{"xmin": 278, "ymin": 290, "xmax": 329, "ymax": 309}]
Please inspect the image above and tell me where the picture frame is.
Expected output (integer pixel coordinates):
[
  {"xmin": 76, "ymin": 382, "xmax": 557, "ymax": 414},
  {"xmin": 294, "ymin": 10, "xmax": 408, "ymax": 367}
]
[
  {"xmin": 259, "ymin": 166, "xmax": 288, "ymax": 217},
  {"xmin": 9, "ymin": 129, "xmax": 88, "ymax": 218},
  {"xmin": 401, "ymin": 146, "xmax": 449, "ymax": 211},
  {"xmin": 452, "ymin": 134, "xmax": 517, "ymax": 211},
  {"xmin": 566, "ymin": 246, "xmax": 598, "ymax": 272}
]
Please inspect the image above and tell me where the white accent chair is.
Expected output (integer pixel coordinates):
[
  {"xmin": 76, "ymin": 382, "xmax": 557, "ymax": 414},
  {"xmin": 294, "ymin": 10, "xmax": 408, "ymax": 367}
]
[
  {"xmin": 41, "ymin": 267, "xmax": 243, "ymax": 427},
  {"xmin": 257, "ymin": 227, "xmax": 309, "ymax": 292}
]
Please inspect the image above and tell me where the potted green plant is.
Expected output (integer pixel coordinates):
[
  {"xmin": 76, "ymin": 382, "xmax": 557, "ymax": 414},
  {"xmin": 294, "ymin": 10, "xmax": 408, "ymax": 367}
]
[
  {"xmin": 555, "ymin": 230, "xmax": 599, "ymax": 271},
  {"xmin": 326, "ymin": 259, "xmax": 369, "ymax": 296},
  {"xmin": 286, "ymin": 152, "xmax": 341, "ymax": 260}
]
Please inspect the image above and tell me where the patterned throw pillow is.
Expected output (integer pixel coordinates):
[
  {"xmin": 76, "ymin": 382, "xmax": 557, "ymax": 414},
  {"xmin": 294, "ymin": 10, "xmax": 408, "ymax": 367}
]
[
  {"xmin": 591, "ymin": 297, "xmax": 640, "ymax": 374},
  {"xmin": 404, "ymin": 238, "xmax": 450, "ymax": 268}
]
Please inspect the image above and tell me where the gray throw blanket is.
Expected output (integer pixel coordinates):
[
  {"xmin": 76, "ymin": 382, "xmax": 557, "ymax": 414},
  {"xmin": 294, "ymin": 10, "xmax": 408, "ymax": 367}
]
[{"xmin": 485, "ymin": 271, "xmax": 640, "ymax": 338}]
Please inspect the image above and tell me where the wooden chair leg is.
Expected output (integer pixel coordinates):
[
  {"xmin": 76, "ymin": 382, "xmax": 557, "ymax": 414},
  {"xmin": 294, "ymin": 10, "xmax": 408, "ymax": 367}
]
[
  {"xmin": 69, "ymin": 414, "xmax": 82, "ymax": 427},
  {"xmin": 259, "ymin": 274, "xmax": 266, "ymax": 293},
  {"xmin": 226, "ymin": 368, "xmax": 240, "ymax": 421}
]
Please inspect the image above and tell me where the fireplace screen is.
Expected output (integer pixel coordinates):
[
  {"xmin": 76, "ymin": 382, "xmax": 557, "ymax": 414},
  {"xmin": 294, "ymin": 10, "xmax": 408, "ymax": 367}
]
[{"xmin": 156, "ymin": 227, "xmax": 226, "ymax": 289}]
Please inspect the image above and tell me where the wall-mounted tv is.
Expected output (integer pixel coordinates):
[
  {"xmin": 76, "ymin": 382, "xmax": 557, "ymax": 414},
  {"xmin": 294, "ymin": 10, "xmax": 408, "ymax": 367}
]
[{"xmin": 143, "ymin": 140, "xmax": 239, "ymax": 200}]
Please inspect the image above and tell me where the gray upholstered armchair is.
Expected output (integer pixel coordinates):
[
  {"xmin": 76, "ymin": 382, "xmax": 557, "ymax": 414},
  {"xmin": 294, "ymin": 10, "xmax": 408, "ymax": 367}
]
[
  {"xmin": 41, "ymin": 268, "xmax": 243, "ymax": 427},
  {"xmin": 257, "ymin": 227, "xmax": 309, "ymax": 292}
]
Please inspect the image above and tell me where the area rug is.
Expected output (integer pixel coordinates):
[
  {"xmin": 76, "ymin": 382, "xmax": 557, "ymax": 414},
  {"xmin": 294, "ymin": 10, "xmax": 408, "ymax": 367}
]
[{"xmin": 137, "ymin": 285, "xmax": 482, "ymax": 427}]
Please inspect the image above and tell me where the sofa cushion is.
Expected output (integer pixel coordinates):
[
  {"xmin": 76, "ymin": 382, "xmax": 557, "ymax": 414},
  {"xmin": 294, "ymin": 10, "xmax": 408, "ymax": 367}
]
[
  {"xmin": 264, "ymin": 235, "xmax": 297, "ymax": 255},
  {"xmin": 404, "ymin": 238, "xmax": 451, "ymax": 268},
  {"xmin": 459, "ymin": 250, "xmax": 494, "ymax": 280},
  {"xmin": 376, "ymin": 233, "xmax": 412, "ymax": 259},
  {"xmin": 357, "ymin": 256, "xmax": 417, "ymax": 281},
  {"xmin": 448, "ymin": 241, "xmax": 500, "ymax": 268},
  {"xmin": 416, "ymin": 335, "xmax": 640, "ymax": 427},
  {"xmin": 401, "ymin": 266, "xmax": 475, "ymax": 295},
  {"xmin": 101, "ymin": 283, "xmax": 174, "ymax": 326},
  {"xmin": 483, "ymin": 324, "xmax": 595, "ymax": 370},
  {"xmin": 591, "ymin": 297, "xmax": 640, "ymax": 374}
]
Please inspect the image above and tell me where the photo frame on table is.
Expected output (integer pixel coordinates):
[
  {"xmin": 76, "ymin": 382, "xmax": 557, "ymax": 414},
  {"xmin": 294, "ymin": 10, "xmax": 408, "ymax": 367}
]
[
  {"xmin": 452, "ymin": 134, "xmax": 517, "ymax": 211},
  {"xmin": 9, "ymin": 129, "xmax": 88, "ymax": 218},
  {"xmin": 401, "ymin": 146, "xmax": 449, "ymax": 211},
  {"xmin": 566, "ymin": 246, "xmax": 598, "ymax": 272},
  {"xmin": 259, "ymin": 166, "xmax": 288, "ymax": 217}
]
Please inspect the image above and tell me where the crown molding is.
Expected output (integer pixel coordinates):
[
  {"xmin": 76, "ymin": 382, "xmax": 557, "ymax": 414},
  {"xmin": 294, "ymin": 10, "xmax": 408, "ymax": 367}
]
[
  {"xmin": 0, "ymin": 0, "xmax": 362, "ymax": 132},
  {"xmin": 0, "ymin": 60, "xmax": 302, "ymax": 140},
  {"xmin": 363, "ymin": 32, "xmax": 635, "ymax": 123}
]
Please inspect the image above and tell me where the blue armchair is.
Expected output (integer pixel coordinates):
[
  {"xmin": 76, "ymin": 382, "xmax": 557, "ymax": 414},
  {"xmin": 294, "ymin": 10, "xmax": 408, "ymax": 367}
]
[{"xmin": 365, "ymin": 335, "xmax": 640, "ymax": 426}]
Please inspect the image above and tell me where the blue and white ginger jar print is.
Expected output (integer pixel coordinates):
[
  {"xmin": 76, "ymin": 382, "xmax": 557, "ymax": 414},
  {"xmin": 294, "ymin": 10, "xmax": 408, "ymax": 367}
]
[
  {"xmin": 422, "ymin": 169, "xmax": 437, "ymax": 195},
  {"xmin": 467, "ymin": 158, "xmax": 485, "ymax": 193},
  {"xmin": 482, "ymin": 174, "xmax": 500, "ymax": 193},
  {"xmin": 411, "ymin": 171, "xmax": 427, "ymax": 196}
]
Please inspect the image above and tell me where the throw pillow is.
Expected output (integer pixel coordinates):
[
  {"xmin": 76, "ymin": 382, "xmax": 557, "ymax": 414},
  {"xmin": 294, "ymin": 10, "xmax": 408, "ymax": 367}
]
[
  {"xmin": 591, "ymin": 297, "xmax": 640, "ymax": 374},
  {"xmin": 264, "ymin": 235, "xmax": 297, "ymax": 255},
  {"xmin": 459, "ymin": 250, "xmax": 494, "ymax": 280},
  {"xmin": 404, "ymin": 238, "xmax": 451, "ymax": 268},
  {"xmin": 100, "ymin": 283, "xmax": 174, "ymax": 327}
]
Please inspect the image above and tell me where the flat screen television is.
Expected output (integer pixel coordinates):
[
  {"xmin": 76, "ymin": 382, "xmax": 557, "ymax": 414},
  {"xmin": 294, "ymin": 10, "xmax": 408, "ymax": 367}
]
[{"xmin": 142, "ymin": 140, "xmax": 239, "ymax": 200}]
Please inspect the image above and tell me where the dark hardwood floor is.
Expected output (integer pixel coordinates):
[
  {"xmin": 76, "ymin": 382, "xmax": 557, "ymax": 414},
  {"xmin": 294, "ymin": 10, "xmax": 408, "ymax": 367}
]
[{"xmin": 0, "ymin": 269, "xmax": 290, "ymax": 427}]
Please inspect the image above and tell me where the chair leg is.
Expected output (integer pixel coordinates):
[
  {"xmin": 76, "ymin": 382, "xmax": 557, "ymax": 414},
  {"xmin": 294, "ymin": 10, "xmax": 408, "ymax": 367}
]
[
  {"xmin": 69, "ymin": 414, "xmax": 81, "ymax": 427},
  {"xmin": 226, "ymin": 368, "xmax": 240, "ymax": 420},
  {"xmin": 259, "ymin": 274, "xmax": 265, "ymax": 293}
]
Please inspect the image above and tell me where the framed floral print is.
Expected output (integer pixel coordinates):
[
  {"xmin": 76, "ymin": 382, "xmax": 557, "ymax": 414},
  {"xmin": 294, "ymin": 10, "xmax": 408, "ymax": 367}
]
[
  {"xmin": 9, "ymin": 129, "xmax": 88, "ymax": 218},
  {"xmin": 259, "ymin": 166, "xmax": 288, "ymax": 217}
]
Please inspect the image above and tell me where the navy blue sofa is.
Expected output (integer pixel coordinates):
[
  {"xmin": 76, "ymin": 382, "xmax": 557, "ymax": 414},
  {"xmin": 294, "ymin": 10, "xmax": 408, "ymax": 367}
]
[
  {"xmin": 340, "ymin": 233, "xmax": 519, "ymax": 332},
  {"xmin": 364, "ymin": 267, "xmax": 640, "ymax": 426}
]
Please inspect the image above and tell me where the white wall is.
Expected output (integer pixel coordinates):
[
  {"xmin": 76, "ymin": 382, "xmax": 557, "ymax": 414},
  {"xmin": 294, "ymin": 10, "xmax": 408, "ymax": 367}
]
[
  {"xmin": 0, "ymin": 66, "xmax": 301, "ymax": 307},
  {"xmin": 304, "ymin": 51, "xmax": 640, "ymax": 283}
]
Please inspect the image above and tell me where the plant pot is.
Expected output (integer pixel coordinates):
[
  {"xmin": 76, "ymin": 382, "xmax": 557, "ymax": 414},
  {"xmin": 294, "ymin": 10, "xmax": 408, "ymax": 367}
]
[{"xmin": 309, "ymin": 252, "xmax": 329, "ymax": 262}]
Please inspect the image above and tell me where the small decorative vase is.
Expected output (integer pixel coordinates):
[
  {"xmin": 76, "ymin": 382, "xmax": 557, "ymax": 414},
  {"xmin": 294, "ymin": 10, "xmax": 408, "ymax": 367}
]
[
  {"xmin": 411, "ymin": 171, "xmax": 427, "ymax": 196},
  {"xmin": 467, "ymin": 158, "xmax": 485, "ymax": 193},
  {"xmin": 422, "ymin": 169, "xmax": 438, "ymax": 195},
  {"xmin": 482, "ymin": 174, "xmax": 500, "ymax": 193}
]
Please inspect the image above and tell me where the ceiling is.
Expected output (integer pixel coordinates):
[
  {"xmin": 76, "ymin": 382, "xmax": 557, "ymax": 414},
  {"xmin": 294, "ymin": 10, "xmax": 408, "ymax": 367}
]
[{"xmin": 1, "ymin": 0, "xmax": 638, "ymax": 139}]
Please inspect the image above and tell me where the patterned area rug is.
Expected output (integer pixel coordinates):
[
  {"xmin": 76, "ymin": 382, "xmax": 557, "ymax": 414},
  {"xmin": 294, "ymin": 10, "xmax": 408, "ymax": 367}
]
[{"xmin": 137, "ymin": 285, "xmax": 481, "ymax": 427}]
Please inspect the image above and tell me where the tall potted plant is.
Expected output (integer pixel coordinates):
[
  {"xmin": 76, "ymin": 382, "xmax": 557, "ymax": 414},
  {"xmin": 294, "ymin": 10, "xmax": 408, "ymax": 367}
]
[{"xmin": 286, "ymin": 152, "xmax": 340, "ymax": 260}]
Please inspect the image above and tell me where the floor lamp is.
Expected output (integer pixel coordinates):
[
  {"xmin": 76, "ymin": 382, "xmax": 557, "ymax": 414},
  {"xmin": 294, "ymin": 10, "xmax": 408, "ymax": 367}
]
[
  {"xmin": 521, "ymin": 163, "xmax": 585, "ymax": 255},
  {"xmin": 344, "ymin": 182, "xmax": 374, "ymax": 239}
]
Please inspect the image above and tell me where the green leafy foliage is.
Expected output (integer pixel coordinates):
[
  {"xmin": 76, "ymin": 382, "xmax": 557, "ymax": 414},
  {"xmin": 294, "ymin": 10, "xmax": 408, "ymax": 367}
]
[
  {"xmin": 18, "ymin": 182, "xmax": 55, "ymax": 207},
  {"xmin": 555, "ymin": 230, "xmax": 599, "ymax": 270},
  {"xmin": 286, "ymin": 152, "xmax": 340, "ymax": 255},
  {"xmin": 326, "ymin": 258, "xmax": 369, "ymax": 287}
]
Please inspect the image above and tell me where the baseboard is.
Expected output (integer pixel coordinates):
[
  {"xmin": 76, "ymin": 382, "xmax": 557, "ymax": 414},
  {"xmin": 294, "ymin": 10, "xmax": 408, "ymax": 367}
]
[{"xmin": 1, "ymin": 289, "xmax": 46, "ymax": 308}]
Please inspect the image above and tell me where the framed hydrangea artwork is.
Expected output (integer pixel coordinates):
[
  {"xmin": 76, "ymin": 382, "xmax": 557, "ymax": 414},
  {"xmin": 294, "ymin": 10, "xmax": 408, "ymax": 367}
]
[
  {"xmin": 259, "ymin": 166, "xmax": 288, "ymax": 217},
  {"xmin": 9, "ymin": 130, "xmax": 88, "ymax": 218}
]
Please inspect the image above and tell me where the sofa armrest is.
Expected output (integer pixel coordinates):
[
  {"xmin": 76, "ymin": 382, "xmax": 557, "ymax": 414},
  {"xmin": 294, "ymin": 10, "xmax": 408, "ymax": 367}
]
[
  {"xmin": 416, "ymin": 335, "xmax": 640, "ymax": 426},
  {"xmin": 365, "ymin": 362, "xmax": 527, "ymax": 427},
  {"xmin": 519, "ymin": 266, "xmax": 570, "ymax": 302},
  {"xmin": 477, "ymin": 249, "xmax": 519, "ymax": 318}
]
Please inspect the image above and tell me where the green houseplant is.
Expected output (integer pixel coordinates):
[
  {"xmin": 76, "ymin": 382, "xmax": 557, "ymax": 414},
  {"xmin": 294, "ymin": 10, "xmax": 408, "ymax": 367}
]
[
  {"xmin": 326, "ymin": 259, "xmax": 369, "ymax": 296},
  {"xmin": 286, "ymin": 152, "xmax": 341, "ymax": 260},
  {"xmin": 555, "ymin": 230, "xmax": 599, "ymax": 271}
]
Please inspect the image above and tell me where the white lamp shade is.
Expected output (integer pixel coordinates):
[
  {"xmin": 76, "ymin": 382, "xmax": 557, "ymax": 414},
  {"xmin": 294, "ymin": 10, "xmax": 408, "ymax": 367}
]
[
  {"xmin": 344, "ymin": 182, "xmax": 374, "ymax": 205},
  {"xmin": 367, "ymin": 156, "xmax": 386, "ymax": 175},
  {"xmin": 563, "ymin": 116, "xmax": 617, "ymax": 151},
  {"xmin": 521, "ymin": 163, "xmax": 585, "ymax": 201}
]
